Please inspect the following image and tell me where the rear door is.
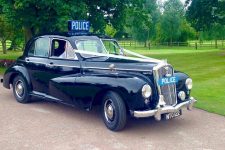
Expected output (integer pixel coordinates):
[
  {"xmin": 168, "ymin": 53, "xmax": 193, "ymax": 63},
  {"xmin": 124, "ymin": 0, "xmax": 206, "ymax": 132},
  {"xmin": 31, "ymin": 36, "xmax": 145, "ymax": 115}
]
[{"xmin": 25, "ymin": 36, "xmax": 51, "ymax": 94}]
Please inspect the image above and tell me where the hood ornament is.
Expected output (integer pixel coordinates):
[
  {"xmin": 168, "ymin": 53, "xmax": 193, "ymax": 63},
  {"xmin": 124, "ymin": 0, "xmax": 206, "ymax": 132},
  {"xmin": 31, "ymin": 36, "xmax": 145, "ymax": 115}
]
[{"xmin": 164, "ymin": 66, "xmax": 172, "ymax": 77}]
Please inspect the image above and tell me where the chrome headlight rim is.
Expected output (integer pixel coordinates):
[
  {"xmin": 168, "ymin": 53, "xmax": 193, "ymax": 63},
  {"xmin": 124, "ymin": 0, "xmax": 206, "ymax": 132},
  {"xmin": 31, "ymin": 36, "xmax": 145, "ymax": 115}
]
[
  {"xmin": 185, "ymin": 78, "xmax": 193, "ymax": 90},
  {"xmin": 142, "ymin": 84, "xmax": 152, "ymax": 99}
]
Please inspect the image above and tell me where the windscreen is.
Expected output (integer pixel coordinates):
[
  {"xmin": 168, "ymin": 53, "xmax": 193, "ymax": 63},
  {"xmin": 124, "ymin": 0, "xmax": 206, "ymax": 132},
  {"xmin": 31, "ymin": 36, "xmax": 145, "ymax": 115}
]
[
  {"xmin": 74, "ymin": 37, "xmax": 158, "ymax": 62},
  {"xmin": 75, "ymin": 39, "xmax": 108, "ymax": 54},
  {"xmin": 102, "ymin": 40, "xmax": 122, "ymax": 55}
]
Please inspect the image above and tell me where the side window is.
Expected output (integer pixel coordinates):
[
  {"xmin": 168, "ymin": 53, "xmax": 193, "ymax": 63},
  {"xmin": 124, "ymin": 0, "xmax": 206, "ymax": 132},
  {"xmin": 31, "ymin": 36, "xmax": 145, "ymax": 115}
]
[
  {"xmin": 28, "ymin": 37, "xmax": 50, "ymax": 57},
  {"xmin": 51, "ymin": 39, "xmax": 77, "ymax": 60}
]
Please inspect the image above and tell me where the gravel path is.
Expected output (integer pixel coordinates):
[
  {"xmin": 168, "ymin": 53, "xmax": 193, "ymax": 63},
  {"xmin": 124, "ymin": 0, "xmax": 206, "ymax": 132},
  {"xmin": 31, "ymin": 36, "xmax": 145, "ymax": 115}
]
[{"xmin": 0, "ymin": 82, "xmax": 225, "ymax": 150}]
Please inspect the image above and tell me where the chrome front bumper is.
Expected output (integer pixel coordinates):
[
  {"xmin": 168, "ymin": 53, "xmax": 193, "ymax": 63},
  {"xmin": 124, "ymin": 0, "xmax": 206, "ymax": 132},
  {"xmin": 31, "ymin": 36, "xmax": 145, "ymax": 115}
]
[{"xmin": 132, "ymin": 97, "xmax": 197, "ymax": 121}]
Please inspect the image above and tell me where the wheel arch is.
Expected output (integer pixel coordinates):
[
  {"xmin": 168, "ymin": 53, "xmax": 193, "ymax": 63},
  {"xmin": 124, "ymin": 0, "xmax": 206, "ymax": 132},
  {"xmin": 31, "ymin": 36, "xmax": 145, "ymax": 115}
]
[
  {"xmin": 91, "ymin": 87, "xmax": 131, "ymax": 113},
  {"xmin": 4, "ymin": 66, "xmax": 32, "ymax": 91}
]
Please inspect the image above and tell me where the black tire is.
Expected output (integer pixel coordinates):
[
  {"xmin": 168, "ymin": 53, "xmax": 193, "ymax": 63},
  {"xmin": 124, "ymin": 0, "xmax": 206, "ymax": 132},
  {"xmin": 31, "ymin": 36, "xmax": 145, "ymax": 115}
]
[
  {"xmin": 101, "ymin": 91, "xmax": 127, "ymax": 131},
  {"xmin": 12, "ymin": 75, "xmax": 31, "ymax": 103}
]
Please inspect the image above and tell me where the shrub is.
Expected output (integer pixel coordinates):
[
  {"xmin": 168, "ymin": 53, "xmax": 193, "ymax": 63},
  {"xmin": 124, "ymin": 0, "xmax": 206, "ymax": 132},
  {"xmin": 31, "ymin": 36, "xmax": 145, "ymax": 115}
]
[{"xmin": 0, "ymin": 59, "xmax": 15, "ymax": 68}]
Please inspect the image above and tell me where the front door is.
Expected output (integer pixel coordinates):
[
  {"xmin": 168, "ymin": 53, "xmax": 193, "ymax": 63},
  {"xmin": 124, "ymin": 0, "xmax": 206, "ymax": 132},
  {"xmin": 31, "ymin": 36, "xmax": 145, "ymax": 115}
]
[{"xmin": 46, "ymin": 38, "xmax": 81, "ymax": 103}]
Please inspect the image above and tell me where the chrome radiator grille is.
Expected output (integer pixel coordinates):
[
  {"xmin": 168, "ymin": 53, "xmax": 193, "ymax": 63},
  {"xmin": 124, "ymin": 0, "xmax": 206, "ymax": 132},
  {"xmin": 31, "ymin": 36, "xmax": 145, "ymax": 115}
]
[{"xmin": 154, "ymin": 64, "xmax": 177, "ymax": 106}]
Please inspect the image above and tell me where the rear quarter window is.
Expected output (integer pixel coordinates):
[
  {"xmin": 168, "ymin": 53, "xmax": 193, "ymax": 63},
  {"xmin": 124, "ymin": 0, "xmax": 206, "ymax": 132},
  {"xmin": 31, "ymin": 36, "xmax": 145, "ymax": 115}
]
[{"xmin": 28, "ymin": 37, "xmax": 50, "ymax": 57}]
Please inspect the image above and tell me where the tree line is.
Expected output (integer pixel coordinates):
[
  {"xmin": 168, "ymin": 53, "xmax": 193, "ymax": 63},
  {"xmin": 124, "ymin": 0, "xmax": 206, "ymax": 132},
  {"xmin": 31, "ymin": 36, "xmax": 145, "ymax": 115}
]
[{"xmin": 0, "ymin": 0, "xmax": 225, "ymax": 54}]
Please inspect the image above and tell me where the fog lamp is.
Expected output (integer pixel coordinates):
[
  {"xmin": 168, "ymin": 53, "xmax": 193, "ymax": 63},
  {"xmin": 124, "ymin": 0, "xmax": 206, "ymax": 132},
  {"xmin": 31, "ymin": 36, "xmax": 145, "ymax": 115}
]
[{"xmin": 178, "ymin": 91, "xmax": 186, "ymax": 101}]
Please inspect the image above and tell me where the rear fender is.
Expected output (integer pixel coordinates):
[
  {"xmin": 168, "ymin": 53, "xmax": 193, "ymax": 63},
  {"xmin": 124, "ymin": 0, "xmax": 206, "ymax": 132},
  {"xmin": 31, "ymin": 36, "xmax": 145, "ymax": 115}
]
[{"xmin": 3, "ymin": 65, "xmax": 31, "ymax": 90}]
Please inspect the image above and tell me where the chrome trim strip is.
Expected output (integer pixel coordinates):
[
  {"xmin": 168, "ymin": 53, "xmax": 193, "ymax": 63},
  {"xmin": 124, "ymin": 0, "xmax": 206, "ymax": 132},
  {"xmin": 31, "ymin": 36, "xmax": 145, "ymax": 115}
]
[
  {"xmin": 132, "ymin": 97, "xmax": 197, "ymax": 120},
  {"xmin": 26, "ymin": 61, "xmax": 79, "ymax": 68},
  {"xmin": 26, "ymin": 60, "xmax": 152, "ymax": 72},
  {"xmin": 53, "ymin": 64, "xmax": 79, "ymax": 68},
  {"xmin": 83, "ymin": 66, "xmax": 153, "ymax": 72},
  {"xmin": 26, "ymin": 61, "xmax": 46, "ymax": 65}
]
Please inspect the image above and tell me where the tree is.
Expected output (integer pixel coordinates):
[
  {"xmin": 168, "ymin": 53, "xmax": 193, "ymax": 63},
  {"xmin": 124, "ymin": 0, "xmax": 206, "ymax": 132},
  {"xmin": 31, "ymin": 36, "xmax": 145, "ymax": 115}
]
[
  {"xmin": 0, "ymin": 0, "xmax": 89, "ymax": 43},
  {"xmin": 186, "ymin": 0, "xmax": 225, "ymax": 46},
  {"xmin": 179, "ymin": 19, "xmax": 196, "ymax": 42},
  {"xmin": 125, "ymin": 0, "xmax": 159, "ymax": 46},
  {"xmin": 217, "ymin": 0, "xmax": 225, "ymax": 25},
  {"xmin": 186, "ymin": 0, "xmax": 218, "ymax": 31},
  {"xmin": 0, "ymin": 15, "xmax": 12, "ymax": 54},
  {"xmin": 104, "ymin": 25, "xmax": 117, "ymax": 37},
  {"xmin": 0, "ymin": 0, "xmax": 141, "ymax": 42},
  {"xmin": 157, "ymin": 0, "xmax": 185, "ymax": 44},
  {"xmin": 86, "ymin": 0, "xmax": 126, "ymax": 33}
]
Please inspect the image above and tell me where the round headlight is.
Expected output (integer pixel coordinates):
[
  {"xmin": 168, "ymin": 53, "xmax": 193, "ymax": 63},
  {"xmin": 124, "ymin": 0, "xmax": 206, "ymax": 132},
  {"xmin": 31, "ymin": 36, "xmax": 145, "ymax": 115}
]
[
  {"xmin": 142, "ymin": 84, "xmax": 152, "ymax": 98},
  {"xmin": 178, "ymin": 91, "xmax": 186, "ymax": 101},
  {"xmin": 185, "ymin": 78, "xmax": 193, "ymax": 90}
]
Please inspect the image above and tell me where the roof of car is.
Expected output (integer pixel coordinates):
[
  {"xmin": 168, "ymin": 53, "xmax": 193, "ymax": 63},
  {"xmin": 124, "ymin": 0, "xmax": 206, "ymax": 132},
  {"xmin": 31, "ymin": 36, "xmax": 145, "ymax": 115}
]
[{"xmin": 35, "ymin": 32, "xmax": 112, "ymax": 39}]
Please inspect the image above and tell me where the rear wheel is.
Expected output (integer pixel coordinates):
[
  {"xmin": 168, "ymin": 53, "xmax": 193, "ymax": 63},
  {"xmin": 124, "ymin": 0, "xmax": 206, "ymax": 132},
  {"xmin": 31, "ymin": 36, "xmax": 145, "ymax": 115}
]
[
  {"xmin": 12, "ymin": 76, "xmax": 31, "ymax": 103},
  {"xmin": 101, "ymin": 91, "xmax": 127, "ymax": 131}
]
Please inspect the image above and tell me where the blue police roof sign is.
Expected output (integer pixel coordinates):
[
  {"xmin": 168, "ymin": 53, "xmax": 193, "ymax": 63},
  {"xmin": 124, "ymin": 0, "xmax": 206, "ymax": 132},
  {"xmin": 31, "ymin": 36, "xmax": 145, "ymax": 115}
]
[{"xmin": 68, "ymin": 20, "xmax": 90, "ymax": 34}]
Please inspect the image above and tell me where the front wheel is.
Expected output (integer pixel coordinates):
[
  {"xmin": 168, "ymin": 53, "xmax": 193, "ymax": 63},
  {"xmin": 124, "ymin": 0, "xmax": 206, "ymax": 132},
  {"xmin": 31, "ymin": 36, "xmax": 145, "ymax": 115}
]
[
  {"xmin": 12, "ymin": 75, "xmax": 31, "ymax": 103},
  {"xmin": 101, "ymin": 91, "xmax": 127, "ymax": 131}
]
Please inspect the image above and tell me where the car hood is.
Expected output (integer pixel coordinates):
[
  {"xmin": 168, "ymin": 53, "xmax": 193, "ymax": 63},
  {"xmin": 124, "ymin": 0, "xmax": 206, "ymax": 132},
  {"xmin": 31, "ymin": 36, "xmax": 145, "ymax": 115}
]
[{"xmin": 83, "ymin": 55, "xmax": 162, "ymax": 72}]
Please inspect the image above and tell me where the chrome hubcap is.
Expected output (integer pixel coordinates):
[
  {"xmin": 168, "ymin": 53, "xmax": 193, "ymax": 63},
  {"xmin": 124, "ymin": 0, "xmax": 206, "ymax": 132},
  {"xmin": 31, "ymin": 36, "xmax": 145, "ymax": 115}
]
[
  {"xmin": 104, "ymin": 99, "xmax": 115, "ymax": 122},
  {"xmin": 15, "ymin": 80, "xmax": 24, "ymax": 98}
]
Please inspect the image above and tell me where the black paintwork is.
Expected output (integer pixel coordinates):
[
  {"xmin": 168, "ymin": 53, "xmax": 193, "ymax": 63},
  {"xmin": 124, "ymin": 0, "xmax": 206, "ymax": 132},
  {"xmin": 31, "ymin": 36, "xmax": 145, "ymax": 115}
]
[{"xmin": 3, "ymin": 34, "xmax": 191, "ymax": 111}]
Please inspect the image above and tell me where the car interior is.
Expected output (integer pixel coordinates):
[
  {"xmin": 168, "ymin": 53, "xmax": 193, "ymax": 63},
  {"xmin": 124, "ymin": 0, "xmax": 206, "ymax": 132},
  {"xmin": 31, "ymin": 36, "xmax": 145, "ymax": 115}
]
[{"xmin": 52, "ymin": 39, "xmax": 66, "ymax": 57}]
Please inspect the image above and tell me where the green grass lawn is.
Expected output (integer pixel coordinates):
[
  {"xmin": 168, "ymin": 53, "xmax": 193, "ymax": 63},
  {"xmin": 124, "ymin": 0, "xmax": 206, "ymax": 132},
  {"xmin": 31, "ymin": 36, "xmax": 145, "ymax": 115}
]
[
  {"xmin": 132, "ymin": 49, "xmax": 225, "ymax": 116},
  {"xmin": 0, "ymin": 48, "xmax": 225, "ymax": 116},
  {"xmin": 0, "ymin": 51, "xmax": 23, "ymax": 60}
]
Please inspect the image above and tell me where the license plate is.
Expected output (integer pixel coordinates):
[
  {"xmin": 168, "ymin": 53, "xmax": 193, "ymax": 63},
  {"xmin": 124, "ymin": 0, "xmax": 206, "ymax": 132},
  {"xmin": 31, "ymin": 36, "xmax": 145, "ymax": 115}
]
[
  {"xmin": 164, "ymin": 110, "xmax": 182, "ymax": 120},
  {"xmin": 158, "ymin": 76, "xmax": 178, "ymax": 86}
]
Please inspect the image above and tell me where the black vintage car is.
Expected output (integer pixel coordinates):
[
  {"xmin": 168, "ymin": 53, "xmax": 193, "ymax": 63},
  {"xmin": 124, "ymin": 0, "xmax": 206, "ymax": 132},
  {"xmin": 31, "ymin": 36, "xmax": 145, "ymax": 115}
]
[{"xmin": 2, "ymin": 33, "xmax": 196, "ymax": 131}]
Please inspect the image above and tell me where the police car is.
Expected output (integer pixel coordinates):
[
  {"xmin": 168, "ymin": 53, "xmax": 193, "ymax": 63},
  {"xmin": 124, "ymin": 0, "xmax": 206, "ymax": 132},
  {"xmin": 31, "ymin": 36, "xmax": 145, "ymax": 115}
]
[{"xmin": 2, "ymin": 20, "xmax": 196, "ymax": 131}]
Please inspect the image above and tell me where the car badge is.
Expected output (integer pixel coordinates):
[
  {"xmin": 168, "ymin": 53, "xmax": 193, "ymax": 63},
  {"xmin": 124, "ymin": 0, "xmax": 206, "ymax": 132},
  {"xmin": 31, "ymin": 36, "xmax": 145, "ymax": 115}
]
[{"xmin": 109, "ymin": 64, "xmax": 115, "ymax": 71}]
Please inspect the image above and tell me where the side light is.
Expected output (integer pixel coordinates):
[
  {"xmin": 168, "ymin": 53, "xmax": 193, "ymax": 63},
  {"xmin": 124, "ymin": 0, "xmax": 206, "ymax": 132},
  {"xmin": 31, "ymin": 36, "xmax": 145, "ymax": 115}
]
[{"xmin": 185, "ymin": 78, "xmax": 193, "ymax": 90}]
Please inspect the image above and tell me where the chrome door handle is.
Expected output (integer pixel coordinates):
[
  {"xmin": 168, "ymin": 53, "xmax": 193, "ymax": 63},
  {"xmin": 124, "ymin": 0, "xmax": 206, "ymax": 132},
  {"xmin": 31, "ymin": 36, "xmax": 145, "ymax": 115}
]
[
  {"xmin": 46, "ymin": 62, "xmax": 54, "ymax": 67},
  {"xmin": 25, "ymin": 58, "xmax": 30, "ymax": 62}
]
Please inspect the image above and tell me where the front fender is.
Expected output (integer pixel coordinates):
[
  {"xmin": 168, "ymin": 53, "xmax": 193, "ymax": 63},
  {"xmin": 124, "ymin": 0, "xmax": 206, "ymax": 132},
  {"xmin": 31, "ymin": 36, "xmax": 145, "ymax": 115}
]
[
  {"xmin": 75, "ymin": 71, "xmax": 153, "ymax": 110},
  {"xmin": 174, "ymin": 71, "xmax": 192, "ymax": 100},
  {"xmin": 175, "ymin": 71, "xmax": 189, "ymax": 90},
  {"xmin": 3, "ymin": 64, "xmax": 31, "ymax": 90}
]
